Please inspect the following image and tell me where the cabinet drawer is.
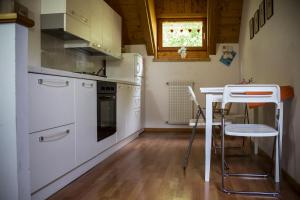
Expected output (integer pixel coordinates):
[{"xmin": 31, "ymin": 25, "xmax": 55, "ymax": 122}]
[
  {"xmin": 29, "ymin": 73, "xmax": 75, "ymax": 133},
  {"xmin": 29, "ymin": 124, "xmax": 76, "ymax": 192}
]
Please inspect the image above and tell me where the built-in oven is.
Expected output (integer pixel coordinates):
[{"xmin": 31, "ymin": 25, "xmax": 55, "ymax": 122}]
[{"xmin": 97, "ymin": 81, "xmax": 116, "ymax": 141}]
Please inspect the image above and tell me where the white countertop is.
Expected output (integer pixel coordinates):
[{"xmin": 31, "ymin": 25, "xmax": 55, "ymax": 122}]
[{"xmin": 28, "ymin": 66, "xmax": 139, "ymax": 85}]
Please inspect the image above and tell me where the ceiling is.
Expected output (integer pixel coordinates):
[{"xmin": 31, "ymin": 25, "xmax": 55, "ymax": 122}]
[{"xmin": 104, "ymin": 0, "xmax": 243, "ymax": 54}]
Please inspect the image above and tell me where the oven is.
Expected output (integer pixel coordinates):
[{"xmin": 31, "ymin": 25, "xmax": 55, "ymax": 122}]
[{"xmin": 97, "ymin": 81, "xmax": 116, "ymax": 141}]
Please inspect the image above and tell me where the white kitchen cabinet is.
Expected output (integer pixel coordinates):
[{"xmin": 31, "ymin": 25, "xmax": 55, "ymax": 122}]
[
  {"xmin": 90, "ymin": 0, "xmax": 103, "ymax": 49},
  {"xmin": 102, "ymin": 1, "xmax": 113, "ymax": 54},
  {"xmin": 116, "ymin": 84, "xmax": 130, "ymax": 142},
  {"xmin": 41, "ymin": 0, "xmax": 91, "ymax": 41},
  {"xmin": 116, "ymin": 84, "xmax": 143, "ymax": 142},
  {"xmin": 75, "ymin": 79, "xmax": 97, "ymax": 165},
  {"xmin": 29, "ymin": 124, "xmax": 76, "ymax": 192},
  {"xmin": 41, "ymin": 0, "xmax": 121, "ymax": 58},
  {"xmin": 102, "ymin": 1, "xmax": 121, "ymax": 58},
  {"xmin": 28, "ymin": 73, "xmax": 75, "ymax": 133},
  {"xmin": 111, "ymin": 8, "xmax": 122, "ymax": 58}
]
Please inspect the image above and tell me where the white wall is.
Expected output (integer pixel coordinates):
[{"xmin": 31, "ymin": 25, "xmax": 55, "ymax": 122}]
[
  {"xmin": 125, "ymin": 44, "xmax": 241, "ymax": 128},
  {"xmin": 239, "ymin": 0, "xmax": 300, "ymax": 183}
]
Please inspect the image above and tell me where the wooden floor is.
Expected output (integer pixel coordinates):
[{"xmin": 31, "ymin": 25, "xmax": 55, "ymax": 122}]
[{"xmin": 49, "ymin": 132, "xmax": 299, "ymax": 200}]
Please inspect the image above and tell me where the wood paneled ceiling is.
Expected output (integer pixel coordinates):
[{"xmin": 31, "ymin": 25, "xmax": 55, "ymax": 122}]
[
  {"xmin": 104, "ymin": 0, "xmax": 145, "ymax": 45},
  {"xmin": 104, "ymin": 0, "xmax": 243, "ymax": 55}
]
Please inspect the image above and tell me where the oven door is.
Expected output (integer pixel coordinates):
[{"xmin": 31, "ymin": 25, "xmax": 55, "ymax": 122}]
[{"xmin": 97, "ymin": 94, "xmax": 116, "ymax": 141}]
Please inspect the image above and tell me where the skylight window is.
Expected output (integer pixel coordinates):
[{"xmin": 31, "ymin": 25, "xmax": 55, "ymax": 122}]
[{"xmin": 162, "ymin": 21, "xmax": 203, "ymax": 47}]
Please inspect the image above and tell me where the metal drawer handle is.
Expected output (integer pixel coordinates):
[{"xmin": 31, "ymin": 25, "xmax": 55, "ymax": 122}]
[
  {"xmin": 38, "ymin": 79, "xmax": 69, "ymax": 87},
  {"xmin": 39, "ymin": 129, "xmax": 70, "ymax": 142},
  {"xmin": 82, "ymin": 82, "xmax": 93, "ymax": 88}
]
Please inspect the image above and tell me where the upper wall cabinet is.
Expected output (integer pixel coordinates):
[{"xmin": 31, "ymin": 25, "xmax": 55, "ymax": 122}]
[
  {"xmin": 41, "ymin": 0, "xmax": 122, "ymax": 59},
  {"xmin": 102, "ymin": 1, "xmax": 122, "ymax": 58},
  {"xmin": 90, "ymin": 0, "xmax": 103, "ymax": 49},
  {"xmin": 41, "ymin": 0, "xmax": 91, "ymax": 41}
]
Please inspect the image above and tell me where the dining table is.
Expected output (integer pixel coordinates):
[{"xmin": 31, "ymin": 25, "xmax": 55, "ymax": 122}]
[{"xmin": 200, "ymin": 85, "xmax": 294, "ymax": 182}]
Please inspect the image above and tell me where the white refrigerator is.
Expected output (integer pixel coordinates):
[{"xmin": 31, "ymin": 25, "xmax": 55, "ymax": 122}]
[{"xmin": 106, "ymin": 53, "xmax": 143, "ymax": 85}]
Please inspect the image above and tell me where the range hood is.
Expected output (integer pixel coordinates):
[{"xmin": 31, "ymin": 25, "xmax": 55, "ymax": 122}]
[
  {"xmin": 64, "ymin": 40, "xmax": 107, "ymax": 56},
  {"xmin": 41, "ymin": 13, "xmax": 106, "ymax": 56},
  {"xmin": 41, "ymin": 13, "xmax": 80, "ymax": 40}
]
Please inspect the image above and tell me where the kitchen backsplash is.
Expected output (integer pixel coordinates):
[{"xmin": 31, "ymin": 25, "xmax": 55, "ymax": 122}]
[{"xmin": 41, "ymin": 33, "xmax": 104, "ymax": 73}]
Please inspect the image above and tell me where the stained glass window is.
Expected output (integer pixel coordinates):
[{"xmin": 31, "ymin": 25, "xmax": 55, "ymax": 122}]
[{"xmin": 162, "ymin": 21, "xmax": 203, "ymax": 48}]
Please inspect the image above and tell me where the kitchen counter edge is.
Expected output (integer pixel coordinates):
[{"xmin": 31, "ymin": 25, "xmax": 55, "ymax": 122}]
[{"xmin": 28, "ymin": 66, "xmax": 139, "ymax": 85}]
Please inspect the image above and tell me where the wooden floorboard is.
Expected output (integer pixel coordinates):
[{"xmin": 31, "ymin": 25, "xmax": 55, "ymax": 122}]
[{"xmin": 49, "ymin": 132, "xmax": 300, "ymax": 200}]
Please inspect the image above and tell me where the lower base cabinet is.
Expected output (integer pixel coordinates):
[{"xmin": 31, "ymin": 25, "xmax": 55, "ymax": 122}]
[
  {"xmin": 117, "ymin": 84, "xmax": 142, "ymax": 142},
  {"xmin": 75, "ymin": 79, "xmax": 97, "ymax": 165},
  {"xmin": 29, "ymin": 124, "xmax": 76, "ymax": 192}
]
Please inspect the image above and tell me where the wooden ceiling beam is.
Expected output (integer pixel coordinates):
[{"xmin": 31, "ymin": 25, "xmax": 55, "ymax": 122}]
[
  {"xmin": 207, "ymin": 0, "xmax": 218, "ymax": 55},
  {"xmin": 137, "ymin": 0, "xmax": 157, "ymax": 56}
]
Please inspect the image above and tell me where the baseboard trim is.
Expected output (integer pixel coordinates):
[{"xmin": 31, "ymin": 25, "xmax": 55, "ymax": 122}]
[
  {"xmin": 143, "ymin": 128, "xmax": 204, "ymax": 133},
  {"xmin": 257, "ymin": 146, "xmax": 300, "ymax": 194}
]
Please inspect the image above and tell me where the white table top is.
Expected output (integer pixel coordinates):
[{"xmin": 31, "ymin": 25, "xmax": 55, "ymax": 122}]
[{"xmin": 200, "ymin": 87, "xmax": 224, "ymax": 94}]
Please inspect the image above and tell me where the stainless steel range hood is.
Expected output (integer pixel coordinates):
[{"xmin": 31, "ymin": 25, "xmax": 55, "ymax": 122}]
[
  {"xmin": 64, "ymin": 40, "xmax": 107, "ymax": 56},
  {"xmin": 41, "ymin": 13, "xmax": 106, "ymax": 56}
]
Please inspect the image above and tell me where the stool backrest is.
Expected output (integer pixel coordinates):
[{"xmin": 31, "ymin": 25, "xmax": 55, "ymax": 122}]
[{"xmin": 222, "ymin": 84, "xmax": 281, "ymax": 109}]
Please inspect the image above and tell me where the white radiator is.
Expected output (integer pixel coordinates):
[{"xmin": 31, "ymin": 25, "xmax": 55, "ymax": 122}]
[{"xmin": 167, "ymin": 81, "xmax": 194, "ymax": 125}]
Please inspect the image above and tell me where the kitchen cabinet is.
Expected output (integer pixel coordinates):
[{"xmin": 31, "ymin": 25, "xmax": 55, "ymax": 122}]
[
  {"xmin": 28, "ymin": 70, "xmax": 144, "ymax": 198},
  {"xmin": 28, "ymin": 73, "xmax": 75, "ymax": 133},
  {"xmin": 75, "ymin": 79, "xmax": 97, "ymax": 165},
  {"xmin": 102, "ymin": 1, "xmax": 121, "ymax": 58},
  {"xmin": 110, "ymin": 8, "xmax": 122, "ymax": 58},
  {"xmin": 116, "ymin": 84, "xmax": 130, "ymax": 141},
  {"xmin": 116, "ymin": 84, "xmax": 142, "ymax": 142},
  {"xmin": 102, "ymin": 1, "xmax": 112, "ymax": 54},
  {"xmin": 29, "ymin": 124, "xmax": 76, "ymax": 192},
  {"xmin": 41, "ymin": 0, "xmax": 91, "ymax": 41},
  {"xmin": 90, "ymin": 0, "xmax": 103, "ymax": 49},
  {"xmin": 41, "ymin": 0, "xmax": 121, "ymax": 58}
]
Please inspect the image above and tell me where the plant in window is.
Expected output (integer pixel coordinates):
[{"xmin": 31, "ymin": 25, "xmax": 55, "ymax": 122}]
[{"xmin": 178, "ymin": 46, "xmax": 187, "ymax": 58}]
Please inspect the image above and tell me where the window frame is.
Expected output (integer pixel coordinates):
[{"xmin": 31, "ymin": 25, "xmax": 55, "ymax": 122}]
[{"xmin": 157, "ymin": 18, "xmax": 207, "ymax": 52}]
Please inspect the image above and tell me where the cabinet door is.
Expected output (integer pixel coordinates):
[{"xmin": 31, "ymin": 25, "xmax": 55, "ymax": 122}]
[
  {"xmin": 90, "ymin": 0, "xmax": 103, "ymax": 48},
  {"xmin": 126, "ymin": 85, "xmax": 136, "ymax": 137},
  {"xmin": 102, "ymin": 1, "xmax": 113, "ymax": 54},
  {"xmin": 29, "ymin": 124, "xmax": 76, "ymax": 192},
  {"xmin": 116, "ymin": 84, "xmax": 129, "ymax": 142},
  {"xmin": 133, "ymin": 109, "xmax": 141, "ymax": 133},
  {"xmin": 28, "ymin": 74, "xmax": 75, "ymax": 133},
  {"xmin": 66, "ymin": 0, "xmax": 90, "ymax": 23},
  {"xmin": 111, "ymin": 10, "xmax": 121, "ymax": 57},
  {"xmin": 75, "ymin": 79, "xmax": 97, "ymax": 165},
  {"xmin": 66, "ymin": 0, "xmax": 91, "ymax": 40}
]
